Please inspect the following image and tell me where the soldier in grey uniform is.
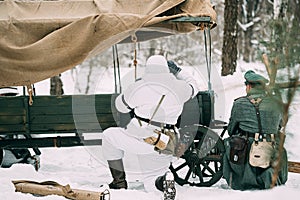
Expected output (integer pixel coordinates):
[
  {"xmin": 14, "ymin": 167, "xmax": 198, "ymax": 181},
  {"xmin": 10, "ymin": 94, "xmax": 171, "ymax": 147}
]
[{"xmin": 223, "ymin": 70, "xmax": 288, "ymax": 190}]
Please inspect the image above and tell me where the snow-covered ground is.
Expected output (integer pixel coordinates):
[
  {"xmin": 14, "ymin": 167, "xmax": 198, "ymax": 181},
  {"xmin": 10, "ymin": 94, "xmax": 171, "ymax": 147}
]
[{"xmin": 1, "ymin": 61, "xmax": 300, "ymax": 199}]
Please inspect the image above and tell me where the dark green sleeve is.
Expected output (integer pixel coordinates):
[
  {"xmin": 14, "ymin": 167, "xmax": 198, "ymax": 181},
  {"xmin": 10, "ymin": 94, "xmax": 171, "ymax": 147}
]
[{"xmin": 227, "ymin": 101, "xmax": 239, "ymax": 136}]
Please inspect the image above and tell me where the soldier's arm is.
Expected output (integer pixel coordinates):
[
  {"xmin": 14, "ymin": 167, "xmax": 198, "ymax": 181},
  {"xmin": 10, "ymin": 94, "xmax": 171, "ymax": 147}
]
[
  {"xmin": 176, "ymin": 70, "xmax": 200, "ymax": 98},
  {"xmin": 227, "ymin": 102, "xmax": 239, "ymax": 136},
  {"xmin": 167, "ymin": 61, "xmax": 200, "ymax": 98}
]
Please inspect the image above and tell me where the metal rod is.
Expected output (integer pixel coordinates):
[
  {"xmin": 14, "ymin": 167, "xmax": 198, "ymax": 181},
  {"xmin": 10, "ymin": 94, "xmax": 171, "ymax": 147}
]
[{"xmin": 112, "ymin": 45, "xmax": 118, "ymax": 94}]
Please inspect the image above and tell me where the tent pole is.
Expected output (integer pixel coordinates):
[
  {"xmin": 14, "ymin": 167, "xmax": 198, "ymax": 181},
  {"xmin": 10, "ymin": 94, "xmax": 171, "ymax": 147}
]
[
  {"xmin": 204, "ymin": 27, "xmax": 212, "ymax": 91},
  {"xmin": 115, "ymin": 45, "xmax": 122, "ymax": 93},
  {"xmin": 112, "ymin": 45, "xmax": 118, "ymax": 94}
]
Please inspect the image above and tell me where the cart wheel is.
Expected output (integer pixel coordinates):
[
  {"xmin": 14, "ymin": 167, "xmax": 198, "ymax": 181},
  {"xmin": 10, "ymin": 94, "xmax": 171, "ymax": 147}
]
[{"xmin": 169, "ymin": 124, "xmax": 225, "ymax": 187}]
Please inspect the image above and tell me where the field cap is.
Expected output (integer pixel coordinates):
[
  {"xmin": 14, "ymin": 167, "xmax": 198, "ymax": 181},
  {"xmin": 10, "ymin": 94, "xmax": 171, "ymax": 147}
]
[{"xmin": 244, "ymin": 70, "xmax": 269, "ymax": 84}]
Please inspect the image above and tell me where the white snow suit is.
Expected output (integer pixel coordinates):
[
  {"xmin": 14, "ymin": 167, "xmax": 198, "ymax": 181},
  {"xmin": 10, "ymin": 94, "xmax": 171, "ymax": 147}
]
[{"xmin": 102, "ymin": 55, "xmax": 199, "ymax": 192}]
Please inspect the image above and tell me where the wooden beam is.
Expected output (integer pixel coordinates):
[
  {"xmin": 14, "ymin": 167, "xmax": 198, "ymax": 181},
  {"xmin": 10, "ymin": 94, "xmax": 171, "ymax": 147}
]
[{"xmin": 288, "ymin": 161, "xmax": 300, "ymax": 173}]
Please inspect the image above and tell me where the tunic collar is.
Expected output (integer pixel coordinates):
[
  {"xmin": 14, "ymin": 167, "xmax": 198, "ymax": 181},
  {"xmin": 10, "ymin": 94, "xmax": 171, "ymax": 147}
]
[{"xmin": 247, "ymin": 88, "xmax": 266, "ymax": 98}]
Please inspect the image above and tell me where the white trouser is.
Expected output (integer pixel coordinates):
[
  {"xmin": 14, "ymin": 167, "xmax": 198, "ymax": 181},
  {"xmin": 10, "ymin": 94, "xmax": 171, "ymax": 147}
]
[{"xmin": 102, "ymin": 120, "xmax": 173, "ymax": 192}]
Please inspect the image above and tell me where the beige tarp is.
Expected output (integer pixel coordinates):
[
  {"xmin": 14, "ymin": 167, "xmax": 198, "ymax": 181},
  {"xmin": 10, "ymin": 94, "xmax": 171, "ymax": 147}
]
[{"xmin": 0, "ymin": 0, "xmax": 217, "ymax": 87}]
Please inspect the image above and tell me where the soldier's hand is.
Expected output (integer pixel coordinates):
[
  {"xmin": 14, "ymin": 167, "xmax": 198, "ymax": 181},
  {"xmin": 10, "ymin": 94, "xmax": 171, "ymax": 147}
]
[{"xmin": 167, "ymin": 60, "xmax": 181, "ymax": 76}]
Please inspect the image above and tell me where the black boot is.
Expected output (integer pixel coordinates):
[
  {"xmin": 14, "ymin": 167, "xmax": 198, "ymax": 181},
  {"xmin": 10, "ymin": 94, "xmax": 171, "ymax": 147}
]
[
  {"xmin": 155, "ymin": 172, "xmax": 176, "ymax": 200},
  {"xmin": 0, "ymin": 149, "xmax": 3, "ymax": 163},
  {"xmin": 1, "ymin": 149, "xmax": 31, "ymax": 168},
  {"xmin": 10, "ymin": 148, "xmax": 31, "ymax": 163},
  {"xmin": 108, "ymin": 159, "xmax": 128, "ymax": 189}
]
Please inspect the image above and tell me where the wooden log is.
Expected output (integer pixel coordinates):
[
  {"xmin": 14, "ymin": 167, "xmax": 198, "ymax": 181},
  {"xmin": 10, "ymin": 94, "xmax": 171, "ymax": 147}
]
[
  {"xmin": 12, "ymin": 180, "xmax": 110, "ymax": 200},
  {"xmin": 288, "ymin": 161, "xmax": 300, "ymax": 173}
]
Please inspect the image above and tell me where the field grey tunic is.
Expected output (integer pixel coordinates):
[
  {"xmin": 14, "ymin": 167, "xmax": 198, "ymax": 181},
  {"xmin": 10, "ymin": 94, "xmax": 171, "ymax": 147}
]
[{"xmin": 223, "ymin": 88, "xmax": 288, "ymax": 190}]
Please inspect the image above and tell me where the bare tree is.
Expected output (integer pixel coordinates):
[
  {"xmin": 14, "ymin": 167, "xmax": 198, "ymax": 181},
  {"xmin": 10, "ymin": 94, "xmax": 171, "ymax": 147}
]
[
  {"xmin": 221, "ymin": 0, "xmax": 238, "ymax": 75},
  {"xmin": 238, "ymin": 0, "xmax": 261, "ymax": 62},
  {"xmin": 259, "ymin": 0, "xmax": 300, "ymax": 187},
  {"xmin": 50, "ymin": 74, "xmax": 64, "ymax": 96}
]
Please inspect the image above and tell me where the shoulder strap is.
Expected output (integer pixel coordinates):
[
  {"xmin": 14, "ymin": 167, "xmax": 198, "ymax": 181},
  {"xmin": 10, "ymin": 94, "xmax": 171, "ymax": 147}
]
[
  {"xmin": 247, "ymin": 96, "xmax": 263, "ymax": 134},
  {"xmin": 121, "ymin": 94, "xmax": 132, "ymax": 110}
]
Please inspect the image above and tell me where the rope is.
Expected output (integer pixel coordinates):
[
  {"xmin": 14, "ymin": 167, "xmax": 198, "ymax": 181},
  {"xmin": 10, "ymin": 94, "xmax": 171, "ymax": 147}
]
[{"xmin": 131, "ymin": 33, "xmax": 138, "ymax": 81}]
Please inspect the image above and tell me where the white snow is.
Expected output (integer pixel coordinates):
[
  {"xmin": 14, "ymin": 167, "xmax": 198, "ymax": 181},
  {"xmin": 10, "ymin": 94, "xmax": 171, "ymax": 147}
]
[{"xmin": 1, "ymin": 60, "xmax": 300, "ymax": 200}]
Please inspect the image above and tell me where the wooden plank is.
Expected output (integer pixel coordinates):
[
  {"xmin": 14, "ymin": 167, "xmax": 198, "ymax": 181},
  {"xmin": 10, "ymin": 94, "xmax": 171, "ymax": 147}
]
[
  {"xmin": 29, "ymin": 122, "xmax": 116, "ymax": 133},
  {"xmin": 30, "ymin": 105, "xmax": 115, "ymax": 115},
  {"xmin": 0, "ymin": 122, "xmax": 117, "ymax": 134},
  {"xmin": 30, "ymin": 94, "xmax": 116, "ymax": 107},
  {"xmin": 0, "ymin": 96, "xmax": 24, "ymax": 107},
  {"xmin": 0, "ymin": 107, "xmax": 25, "ymax": 116},
  {"xmin": 0, "ymin": 115, "xmax": 25, "ymax": 125},
  {"xmin": 0, "ymin": 94, "xmax": 116, "ymax": 113},
  {"xmin": 288, "ymin": 161, "xmax": 300, "ymax": 173},
  {"xmin": 0, "ymin": 124, "xmax": 26, "ymax": 133},
  {"xmin": 0, "ymin": 137, "xmax": 102, "ymax": 148},
  {"xmin": 29, "ymin": 114, "xmax": 116, "ymax": 124}
]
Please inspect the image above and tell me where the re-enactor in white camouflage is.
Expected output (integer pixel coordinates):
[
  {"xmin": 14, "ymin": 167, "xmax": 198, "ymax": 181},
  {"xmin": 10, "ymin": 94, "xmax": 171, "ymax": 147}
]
[{"xmin": 101, "ymin": 55, "xmax": 200, "ymax": 199}]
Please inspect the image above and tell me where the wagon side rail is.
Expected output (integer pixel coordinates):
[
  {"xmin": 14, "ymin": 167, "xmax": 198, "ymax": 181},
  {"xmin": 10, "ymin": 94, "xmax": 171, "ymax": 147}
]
[
  {"xmin": 0, "ymin": 94, "xmax": 119, "ymax": 148},
  {"xmin": 0, "ymin": 91, "xmax": 216, "ymax": 149}
]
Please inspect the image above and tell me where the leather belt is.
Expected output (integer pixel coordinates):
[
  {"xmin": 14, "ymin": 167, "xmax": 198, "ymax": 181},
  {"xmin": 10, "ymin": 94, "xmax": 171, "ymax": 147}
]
[
  {"xmin": 239, "ymin": 130, "xmax": 277, "ymax": 142},
  {"xmin": 135, "ymin": 116, "xmax": 175, "ymax": 129}
]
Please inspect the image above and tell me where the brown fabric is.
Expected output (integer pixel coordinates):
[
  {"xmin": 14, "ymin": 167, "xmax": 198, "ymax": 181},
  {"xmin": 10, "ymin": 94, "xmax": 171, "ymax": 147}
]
[
  {"xmin": 0, "ymin": 0, "xmax": 217, "ymax": 87},
  {"xmin": 12, "ymin": 180, "xmax": 110, "ymax": 200}
]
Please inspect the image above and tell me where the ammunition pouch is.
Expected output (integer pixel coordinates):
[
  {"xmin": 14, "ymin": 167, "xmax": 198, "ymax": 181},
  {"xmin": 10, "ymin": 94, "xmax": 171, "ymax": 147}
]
[
  {"xmin": 229, "ymin": 135, "xmax": 248, "ymax": 165},
  {"xmin": 156, "ymin": 129, "xmax": 178, "ymax": 156},
  {"xmin": 249, "ymin": 133, "xmax": 276, "ymax": 168},
  {"xmin": 144, "ymin": 129, "xmax": 178, "ymax": 156}
]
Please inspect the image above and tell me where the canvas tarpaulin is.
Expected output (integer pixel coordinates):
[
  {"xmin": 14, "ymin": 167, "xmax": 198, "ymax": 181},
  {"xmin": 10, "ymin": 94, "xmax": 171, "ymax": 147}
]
[{"xmin": 0, "ymin": 0, "xmax": 217, "ymax": 87}]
